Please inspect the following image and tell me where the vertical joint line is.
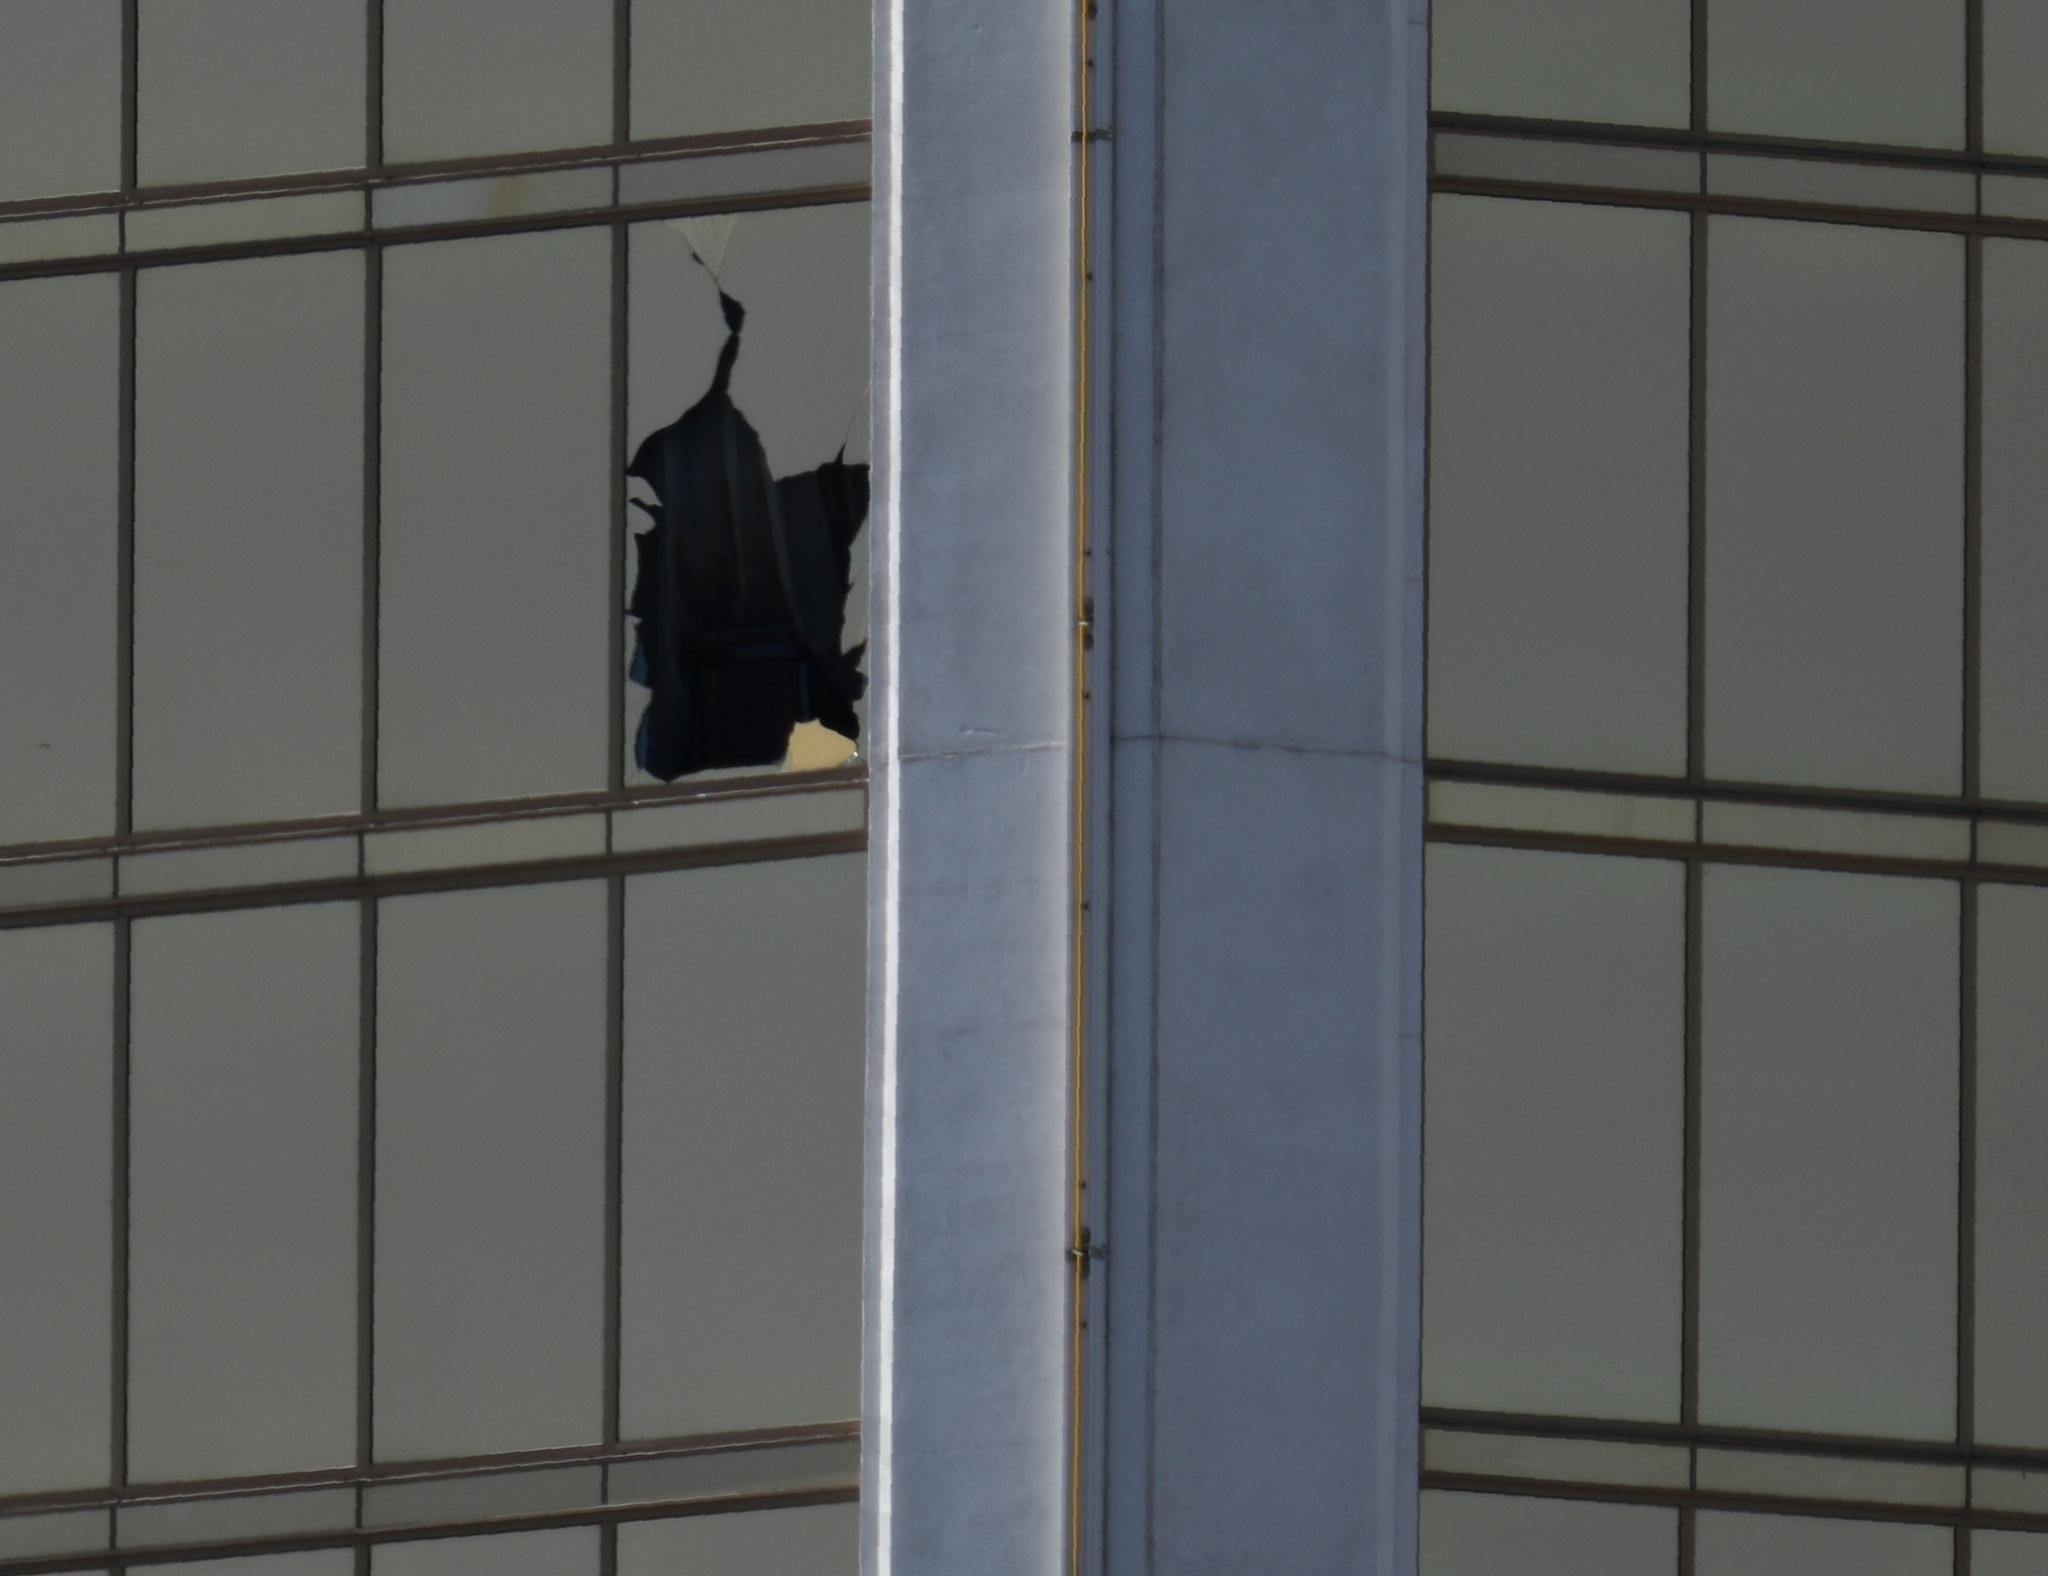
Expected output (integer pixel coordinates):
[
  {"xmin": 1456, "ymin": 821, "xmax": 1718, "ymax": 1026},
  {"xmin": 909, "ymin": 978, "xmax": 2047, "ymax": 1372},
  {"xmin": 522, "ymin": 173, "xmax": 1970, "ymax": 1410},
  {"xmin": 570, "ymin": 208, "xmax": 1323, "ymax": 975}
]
[
  {"xmin": 111, "ymin": 916, "xmax": 132, "ymax": 1494},
  {"xmin": 613, "ymin": 0, "xmax": 632, "ymax": 149},
  {"xmin": 1689, "ymin": 0, "xmax": 1708, "ymax": 142},
  {"xmin": 603, "ymin": 874, "xmax": 626, "ymax": 1451},
  {"xmin": 363, "ymin": 246, "xmax": 383, "ymax": 818},
  {"xmin": 357, "ymin": 897, "xmax": 378, "ymax": 1469},
  {"xmin": 117, "ymin": 268, "xmax": 137, "ymax": 840},
  {"xmin": 366, "ymin": 0, "xmax": 385, "ymax": 173},
  {"xmin": 1966, "ymin": 0, "xmax": 1984, "ymax": 158},
  {"xmin": 1686, "ymin": 213, "xmax": 1708, "ymax": 784},
  {"xmin": 1963, "ymin": 235, "xmax": 1982, "ymax": 803},
  {"xmin": 1957, "ymin": 879, "xmax": 1977, "ymax": 1450},
  {"xmin": 1681, "ymin": 859, "xmax": 1703, "ymax": 1430},
  {"xmin": 121, "ymin": 0, "xmax": 138, "ymax": 194},
  {"xmin": 609, "ymin": 224, "xmax": 629, "ymax": 795}
]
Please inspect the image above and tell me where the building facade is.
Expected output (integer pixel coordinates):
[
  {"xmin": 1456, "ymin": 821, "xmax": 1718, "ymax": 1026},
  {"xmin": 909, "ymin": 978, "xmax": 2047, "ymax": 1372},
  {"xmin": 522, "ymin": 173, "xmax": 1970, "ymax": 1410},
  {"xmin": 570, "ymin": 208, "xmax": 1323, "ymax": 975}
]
[
  {"xmin": 1423, "ymin": 7, "xmax": 2048, "ymax": 1575},
  {"xmin": 6, "ymin": 3, "xmax": 2048, "ymax": 1575},
  {"xmin": 1, "ymin": 3, "xmax": 872, "ymax": 1572}
]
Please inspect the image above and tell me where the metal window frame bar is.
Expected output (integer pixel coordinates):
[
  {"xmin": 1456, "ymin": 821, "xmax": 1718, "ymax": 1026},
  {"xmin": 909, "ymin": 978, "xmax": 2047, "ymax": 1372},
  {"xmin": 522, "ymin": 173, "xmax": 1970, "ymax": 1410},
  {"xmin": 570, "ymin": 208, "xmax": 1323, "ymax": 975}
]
[
  {"xmin": 0, "ymin": 1479, "xmax": 857, "ymax": 1576},
  {"xmin": 0, "ymin": 828, "xmax": 866, "ymax": 935},
  {"xmin": 1423, "ymin": 1469, "xmax": 2048, "ymax": 1540},
  {"xmin": 0, "ymin": 1420, "xmax": 857, "ymax": 1523},
  {"xmin": 1422, "ymin": 1407, "xmax": 2048, "ymax": 1475},
  {"xmin": 1425, "ymin": 759, "xmax": 2048, "ymax": 827},
  {"xmin": 0, "ymin": 121, "xmax": 873, "ymax": 228},
  {"xmin": 0, "ymin": 767, "xmax": 866, "ymax": 869},
  {"xmin": 1429, "ymin": 109, "xmax": 2048, "ymax": 179}
]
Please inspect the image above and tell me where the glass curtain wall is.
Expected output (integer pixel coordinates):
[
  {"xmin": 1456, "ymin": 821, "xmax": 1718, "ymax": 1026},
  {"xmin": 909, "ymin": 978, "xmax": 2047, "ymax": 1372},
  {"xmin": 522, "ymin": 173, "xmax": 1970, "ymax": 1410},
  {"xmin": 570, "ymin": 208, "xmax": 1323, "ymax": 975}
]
[
  {"xmin": 0, "ymin": 3, "xmax": 870, "ymax": 1573},
  {"xmin": 1424, "ymin": 5, "xmax": 2048, "ymax": 1575}
]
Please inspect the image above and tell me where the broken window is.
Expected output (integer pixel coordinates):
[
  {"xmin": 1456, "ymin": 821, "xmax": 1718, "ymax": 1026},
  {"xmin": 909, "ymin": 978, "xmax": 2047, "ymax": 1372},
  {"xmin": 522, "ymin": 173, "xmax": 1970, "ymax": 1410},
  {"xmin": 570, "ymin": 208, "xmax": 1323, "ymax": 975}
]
[{"xmin": 626, "ymin": 234, "xmax": 869, "ymax": 781}]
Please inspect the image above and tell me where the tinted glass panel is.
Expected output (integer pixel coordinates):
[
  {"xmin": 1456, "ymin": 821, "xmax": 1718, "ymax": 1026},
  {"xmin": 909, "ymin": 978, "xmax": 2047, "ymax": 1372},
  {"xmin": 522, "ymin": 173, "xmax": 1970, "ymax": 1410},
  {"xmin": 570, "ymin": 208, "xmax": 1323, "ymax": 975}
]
[
  {"xmin": 137, "ymin": 0, "xmax": 366, "ymax": 185},
  {"xmin": 0, "ymin": 924, "xmax": 113, "ymax": 1497},
  {"xmin": 631, "ymin": 0, "xmax": 870, "ymax": 140},
  {"xmin": 1705, "ymin": 217, "xmax": 1962, "ymax": 795},
  {"xmin": 1429, "ymin": 195, "xmax": 1689, "ymax": 775},
  {"xmin": 375, "ymin": 881, "xmax": 607, "ymax": 1459},
  {"xmin": 383, "ymin": 0, "xmax": 611, "ymax": 162},
  {"xmin": 0, "ymin": 0, "xmax": 122, "ymax": 202},
  {"xmin": 0, "ymin": 273, "xmax": 120, "ymax": 847},
  {"xmin": 620, "ymin": 854, "xmax": 864, "ymax": 1437},
  {"xmin": 128, "ymin": 904, "xmax": 359, "ymax": 1482},
  {"xmin": 380, "ymin": 228, "xmax": 611, "ymax": 808},
  {"xmin": 134, "ymin": 252, "xmax": 364, "ymax": 831}
]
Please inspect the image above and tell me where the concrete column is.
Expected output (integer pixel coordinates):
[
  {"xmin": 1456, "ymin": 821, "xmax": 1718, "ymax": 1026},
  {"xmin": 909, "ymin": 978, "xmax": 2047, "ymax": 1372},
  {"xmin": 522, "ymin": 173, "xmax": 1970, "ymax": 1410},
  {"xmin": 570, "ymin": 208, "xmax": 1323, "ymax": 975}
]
[
  {"xmin": 862, "ymin": 0, "xmax": 1076, "ymax": 1573},
  {"xmin": 867, "ymin": 0, "xmax": 1426, "ymax": 1568},
  {"xmin": 1092, "ymin": 1, "xmax": 1428, "ymax": 1572}
]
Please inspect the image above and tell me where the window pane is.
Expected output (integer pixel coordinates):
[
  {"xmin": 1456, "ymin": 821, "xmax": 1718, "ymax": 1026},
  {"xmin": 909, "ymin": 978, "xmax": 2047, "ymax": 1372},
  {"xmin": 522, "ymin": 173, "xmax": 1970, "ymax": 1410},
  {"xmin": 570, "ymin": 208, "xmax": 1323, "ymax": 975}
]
[
  {"xmin": 630, "ymin": 0, "xmax": 869, "ymax": 140},
  {"xmin": 137, "ymin": 0, "xmax": 366, "ymax": 186},
  {"xmin": 1705, "ymin": 217, "xmax": 1962, "ymax": 794},
  {"xmin": 621, "ymin": 854, "xmax": 864, "ymax": 1437},
  {"xmin": 0, "ymin": 924, "xmax": 113, "ymax": 1497},
  {"xmin": 618, "ymin": 1504, "xmax": 858, "ymax": 1575},
  {"xmin": 374, "ymin": 1530, "xmax": 600, "ymax": 1576},
  {"xmin": 1431, "ymin": 0, "xmax": 1688, "ymax": 127},
  {"xmin": 1985, "ymin": 0, "xmax": 2048, "ymax": 155},
  {"xmin": 1697, "ymin": 1512, "xmax": 1952, "ymax": 1576},
  {"xmin": 134, "ymin": 252, "xmax": 364, "ymax": 832},
  {"xmin": 1698, "ymin": 866, "xmax": 1957, "ymax": 1438},
  {"xmin": 382, "ymin": 0, "xmax": 610, "ymax": 163},
  {"xmin": 1974, "ymin": 884, "xmax": 2048, "ymax": 1448},
  {"xmin": 1428, "ymin": 196, "xmax": 1689, "ymax": 775},
  {"xmin": 374, "ymin": 881, "xmax": 606, "ymax": 1460},
  {"xmin": 1423, "ymin": 844, "xmax": 1683, "ymax": 1421},
  {"xmin": 0, "ymin": 273, "xmax": 120, "ymax": 847},
  {"xmin": 625, "ymin": 203, "xmax": 872, "ymax": 783},
  {"xmin": 1708, "ymin": 0, "xmax": 1965, "ymax": 149},
  {"xmin": 380, "ymin": 228, "xmax": 611, "ymax": 809},
  {"xmin": 128, "ymin": 904, "xmax": 359, "ymax": 1482},
  {"xmin": 0, "ymin": 0, "xmax": 121, "ymax": 201},
  {"xmin": 1977, "ymin": 1531, "xmax": 2048, "ymax": 1576},
  {"xmin": 1980, "ymin": 239, "xmax": 2048, "ymax": 802},
  {"xmin": 1421, "ymin": 1491, "xmax": 1676, "ymax": 1576}
]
